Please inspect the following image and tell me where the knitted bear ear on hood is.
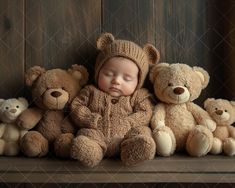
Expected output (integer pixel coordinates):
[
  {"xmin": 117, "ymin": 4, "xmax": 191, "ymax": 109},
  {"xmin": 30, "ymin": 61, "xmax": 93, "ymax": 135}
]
[
  {"xmin": 143, "ymin": 44, "xmax": 160, "ymax": 66},
  {"xmin": 97, "ymin": 32, "xmax": 115, "ymax": 51},
  {"xmin": 25, "ymin": 66, "xmax": 46, "ymax": 87}
]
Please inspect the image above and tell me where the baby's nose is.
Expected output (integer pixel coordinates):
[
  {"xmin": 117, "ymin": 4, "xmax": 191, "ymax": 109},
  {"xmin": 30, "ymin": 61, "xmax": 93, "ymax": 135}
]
[{"xmin": 111, "ymin": 77, "xmax": 120, "ymax": 84}]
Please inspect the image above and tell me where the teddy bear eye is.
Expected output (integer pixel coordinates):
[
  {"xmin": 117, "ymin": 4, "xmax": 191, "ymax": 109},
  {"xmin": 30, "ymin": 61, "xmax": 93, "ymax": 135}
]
[
  {"xmin": 16, "ymin": 105, "xmax": 19, "ymax": 108},
  {"xmin": 168, "ymin": 83, "xmax": 173, "ymax": 87},
  {"xmin": 215, "ymin": 108, "xmax": 218, "ymax": 110},
  {"xmin": 225, "ymin": 109, "xmax": 228, "ymax": 112},
  {"xmin": 5, "ymin": 107, "xmax": 9, "ymax": 110}
]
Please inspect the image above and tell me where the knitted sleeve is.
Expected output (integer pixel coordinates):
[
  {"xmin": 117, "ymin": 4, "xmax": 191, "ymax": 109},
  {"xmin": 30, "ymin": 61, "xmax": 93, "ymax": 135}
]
[
  {"xmin": 126, "ymin": 89, "xmax": 154, "ymax": 127},
  {"xmin": 70, "ymin": 85, "xmax": 101, "ymax": 129}
]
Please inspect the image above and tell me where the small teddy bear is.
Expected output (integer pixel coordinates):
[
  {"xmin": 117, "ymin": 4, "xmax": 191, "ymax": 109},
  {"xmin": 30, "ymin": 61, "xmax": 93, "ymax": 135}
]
[
  {"xmin": 150, "ymin": 63, "xmax": 216, "ymax": 157},
  {"xmin": 0, "ymin": 98, "xmax": 29, "ymax": 156},
  {"xmin": 17, "ymin": 65, "xmax": 88, "ymax": 158},
  {"xmin": 204, "ymin": 98, "xmax": 235, "ymax": 156}
]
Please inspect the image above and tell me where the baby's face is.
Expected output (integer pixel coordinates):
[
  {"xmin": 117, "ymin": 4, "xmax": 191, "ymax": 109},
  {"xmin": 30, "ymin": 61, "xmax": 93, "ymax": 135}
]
[{"xmin": 98, "ymin": 57, "xmax": 139, "ymax": 97}]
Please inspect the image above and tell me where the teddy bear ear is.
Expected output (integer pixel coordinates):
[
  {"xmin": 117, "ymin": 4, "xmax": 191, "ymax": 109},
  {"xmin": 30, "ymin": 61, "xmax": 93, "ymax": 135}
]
[
  {"xmin": 193, "ymin": 67, "xmax": 210, "ymax": 89},
  {"xmin": 143, "ymin": 44, "xmax": 160, "ymax": 65},
  {"xmin": 204, "ymin": 98, "xmax": 215, "ymax": 109},
  {"xmin": 230, "ymin": 101, "xmax": 235, "ymax": 108},
  {"xmin": 25, "ymin": 66, "xmax": 46, "ymax": 87},
  {"xmin": 0, "ymin": 99, "xmax": 5, "ymax": 106},
  {"xmin": 68, "ymin": 64, "xmax": 89, "ymax": 87},
  {"xmin": 18, "ymin": 97, "xmax": 29, "ymax": 108},
  {"xmin": 97, "ymin": 32, "xmax": 115, "ymax": 51},
  {"xmin": 149, "ymin": 63, "xmax": 169, "ymax": 83}
]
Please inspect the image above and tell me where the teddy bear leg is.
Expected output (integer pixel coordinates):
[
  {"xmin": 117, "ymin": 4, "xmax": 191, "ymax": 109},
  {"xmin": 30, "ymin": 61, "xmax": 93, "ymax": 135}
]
[
  {"xmin": 223, "ymin": 138, "xmax": 235, "ymax": 156},
  {"xmin": 54, "ymin": 133, "xmax": 74, "ymax": 158},
  {"xmin": 152, "ymin": 126, "xmax": 176, "ymax": 157},
  {"xmin": 20, "ymin": 131, "xmax": 49, "ymax": 157},
  {"xmin": 0, "ymin": 139, "xmax": 5, "ymax": 155},
  {"xmin": 210, "ymin": 137, "xmax": 222, "ymax": 155},
  {"xmin": 4, "ymin": 141, "xmax": 20, "ymax": 156},
  {"xmin": 121, "ymin": 126, "xmax": 156, "ymax": 166},
  {"xmin": 186, "ymin": 125, "xmax": 213, "ymax": 157},
  {"xmin": 71, "ymin": 128, "xmax": 107, "ymax": 167}
]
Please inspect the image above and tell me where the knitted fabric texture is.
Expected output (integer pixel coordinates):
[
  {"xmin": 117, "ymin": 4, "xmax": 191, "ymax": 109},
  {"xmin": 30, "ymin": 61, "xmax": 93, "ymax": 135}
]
[
  {"xmin": 70, "ymin": 85, "xmax": 153, "ymax": 157},
  {"xmin": 95, "ymin": 39, "xmax": 149, "ymax": 89}
]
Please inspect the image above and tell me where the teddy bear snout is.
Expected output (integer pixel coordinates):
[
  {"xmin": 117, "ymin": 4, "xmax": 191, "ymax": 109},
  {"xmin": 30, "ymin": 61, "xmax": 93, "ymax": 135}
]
[
  {"xmin": 173, "ymin": 87, "xmax": 185, "ymax": 95},
  {"xmin": 215, "ymin": 110, "xmax": 223, "ymax": 115},
  {"xmin": 51, "ymin": 91, "xmax": 62, "ymax": 98},
  {"xmin": 9, "ymin": 109, "xmax": 17, "ymax": 114}
]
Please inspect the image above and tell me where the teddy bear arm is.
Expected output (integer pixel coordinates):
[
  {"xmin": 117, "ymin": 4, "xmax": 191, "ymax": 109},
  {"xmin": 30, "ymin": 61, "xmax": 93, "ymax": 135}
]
[
  {"xmin": 228, "ymin": 126, "xmax": 235, "ymax": 138},
  {"xmin": 17, "ymin": 108, "xmax": 43, "ymax": 130},
  {"xmin": 0, "ymin": 123, "xmax": 6, "ymax": 138},
  {"xmin": 151, "ymin": 104, "xmax": 166, "ymax": 130},
  {"xmin": 187, "ymin": 102, "xmax": 216, "ymax": 132},
  {"xmin": 61, "ymin": 116, "xmax": 76, "ymax": 134}
]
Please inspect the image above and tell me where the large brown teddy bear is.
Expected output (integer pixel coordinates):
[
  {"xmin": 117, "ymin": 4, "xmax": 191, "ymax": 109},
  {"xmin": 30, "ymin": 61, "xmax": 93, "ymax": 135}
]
[
  {"xmin": 17, "ymin": 65, "xmax": 88, "ymax": 157},
  {"xmin": 150, "ymin": 63, "xmax": 216, "ymax": 157},
  {"xmin": 204, "ymin": 98, "xmax": 235, "ymax": 156}
]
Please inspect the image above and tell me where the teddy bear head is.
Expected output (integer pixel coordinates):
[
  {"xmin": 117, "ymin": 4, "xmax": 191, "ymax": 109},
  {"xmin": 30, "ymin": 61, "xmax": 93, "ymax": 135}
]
[
  {"xmin": 149, "ymin": 63, "xmax": 210, "ymax": 104},
  {"xmin": 204, "ymin": 98, "xmax": 235, "ymax": 126},
  {"xmin": 25, "ymin": 65, "xmax": 88, "ymax": 110},
  {"xmin": 0, "ymin": 98, "xmax": 28, "ymax": 123}
]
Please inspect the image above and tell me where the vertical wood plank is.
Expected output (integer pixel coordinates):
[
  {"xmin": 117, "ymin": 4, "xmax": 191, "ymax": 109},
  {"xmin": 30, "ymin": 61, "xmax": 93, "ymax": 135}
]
[
  {"xmin": 102, "ymin": 0, "xmax": 155, "ymax": 46},
  {"xmin": 0, "ymin": 0, "xmax": 24, "ymax": 98},
  {"xmin": 152, "ymin": 0, "xmax": 228, "ymax": 104},
  {"xmin": 25, "ymin": 0, "xmax": 101, "ymax": 79}
]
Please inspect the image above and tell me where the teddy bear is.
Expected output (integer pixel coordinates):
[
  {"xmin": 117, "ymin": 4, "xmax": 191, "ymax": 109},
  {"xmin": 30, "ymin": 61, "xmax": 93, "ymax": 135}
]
[
  {"xmin": 0, "ymin": 98, "xmax": 29, "ymax": 156},
  {"xmin": 149, "ymin": 63, "xmax": 216, "ymax": 157},
  {"xmin": 17, "ymin": 64, "xmax": 88, "ymax": 158},
  {"xmin": 204, "ymin": 98, "xmax": 235, "ymax": 156}
]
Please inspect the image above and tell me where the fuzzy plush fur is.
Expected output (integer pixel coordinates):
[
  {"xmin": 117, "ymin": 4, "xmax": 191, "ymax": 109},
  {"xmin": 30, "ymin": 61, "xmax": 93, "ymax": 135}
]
[
  {"xmin": 0, "ymin": 98, "xmax": 29, "ymax": 156},
  {"xmin": 204, "ymin": 98, "xmax": 235, "ymax": 156},
  {"xmin": 150, "ymin": 63, "xmax": 215, "ymax": 157},
  {"xmin": 18, "ymin": 65, "xmax": 88, "ymax": 157}
]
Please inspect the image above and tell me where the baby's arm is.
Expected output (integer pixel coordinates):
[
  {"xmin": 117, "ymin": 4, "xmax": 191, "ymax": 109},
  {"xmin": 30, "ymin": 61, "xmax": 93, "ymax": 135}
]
[
  {"xmin": 125, "ymin": 89, "xmax": 154, "ymax": 127},
  {"xmin": 70, "ymin": 86, "xmax": 101, "ymax": 129}
]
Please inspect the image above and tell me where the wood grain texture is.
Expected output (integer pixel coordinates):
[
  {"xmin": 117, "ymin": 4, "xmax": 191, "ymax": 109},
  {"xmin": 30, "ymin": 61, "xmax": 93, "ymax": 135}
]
[
  {"xmin": 102, "ymin": 0, "xmax": 155, "ymax": 46},
  {"xmin": 0, "ymin": 0, "xmax": 24, "ymax": 98},
  {"xmin": 25, "ymin": 0, "xmax": 101, "ymax": 77},
  {"xmin": 0, "ymin": 155, "xmax": 235, "ymax": 183}
]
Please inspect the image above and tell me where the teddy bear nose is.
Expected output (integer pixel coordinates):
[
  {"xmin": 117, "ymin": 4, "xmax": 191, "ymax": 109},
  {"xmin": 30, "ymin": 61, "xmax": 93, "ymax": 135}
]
[
  {"xmin": 51, "ymin": 91, "xmax": 62, "ymax": 98},
  {"xmin": 10, "ymin": 109, "xmax": 17, "ymax": 113},
  {"xmin": 173, "ymin": 87, "xmax": 185, "ymax": 95},
  {"xmin": 215, "ymin": 110, "xmax": 223, "ymax": 115}
]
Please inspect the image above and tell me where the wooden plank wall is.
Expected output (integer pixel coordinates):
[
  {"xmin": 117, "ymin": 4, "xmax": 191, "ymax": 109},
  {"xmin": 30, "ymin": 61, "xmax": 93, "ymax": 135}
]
[{"xmin": 0, "ymin": 0, "xmax": 235, "ymax": 103}]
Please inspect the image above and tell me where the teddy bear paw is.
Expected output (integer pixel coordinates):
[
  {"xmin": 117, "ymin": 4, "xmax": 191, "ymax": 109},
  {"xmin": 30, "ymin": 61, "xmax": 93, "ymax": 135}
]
[
  {"xmin": 223, "ymin": 138, "xmax": 235, "ymax": 156},
  {"xmin": 121, "ymin": 135, "xmax": 156, "ymax": 166},
  {"xmin": 210, "ymin": 137, "xmax": 222, "ymax": 154},
  {"xmin": 203, "ymin": 119, "xmax": 216, "ymax": 132},
  {"xmin": 153, "ymin": 129, "xmax": 175, "ymax": 157},
  {"xmin": 20, "ymin": 131, "xmax": 49, "ymax": 157},
  {"xmin": 186, "ymin": 126, "xmax": 213, "ymax": 157},
  {"xmin": 71, "ymin": 135, "xmax": 104, "ymax": 167}
]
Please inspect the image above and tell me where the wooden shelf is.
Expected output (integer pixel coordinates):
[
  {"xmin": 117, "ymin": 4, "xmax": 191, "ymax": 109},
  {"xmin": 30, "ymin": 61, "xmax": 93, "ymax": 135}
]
[{"xmin": 0, "ymin": 154, "xmax": 235, "ymax": 184}]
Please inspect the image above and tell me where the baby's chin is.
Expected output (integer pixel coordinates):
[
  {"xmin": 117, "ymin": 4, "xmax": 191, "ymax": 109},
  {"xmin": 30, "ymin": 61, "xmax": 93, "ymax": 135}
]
[{"xmin": 108, "ymin": 91, "xmax": 122, "ymax": 98}]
